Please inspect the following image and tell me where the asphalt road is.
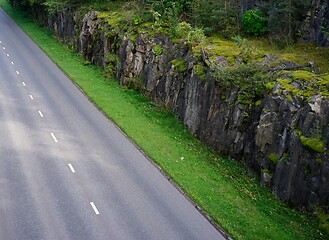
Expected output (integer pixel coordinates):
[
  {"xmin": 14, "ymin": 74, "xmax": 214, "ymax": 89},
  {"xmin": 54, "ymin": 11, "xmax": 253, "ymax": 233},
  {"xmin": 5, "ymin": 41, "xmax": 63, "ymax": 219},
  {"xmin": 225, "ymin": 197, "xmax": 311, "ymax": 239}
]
[{"xmin": 0, "ymin": 8, "xmax": 226, "ymax": 240}]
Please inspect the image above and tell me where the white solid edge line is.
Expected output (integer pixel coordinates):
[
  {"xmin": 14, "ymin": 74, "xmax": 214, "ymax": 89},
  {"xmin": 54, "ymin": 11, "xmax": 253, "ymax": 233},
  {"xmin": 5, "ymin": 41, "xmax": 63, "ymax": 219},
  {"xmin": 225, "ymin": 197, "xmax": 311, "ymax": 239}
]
[
  {"xmin": 16, "ymin": 71, "xmax": 19, "ymax": 75},
  {"xmin": 38, "ymin": 111, "xmax": 44, "ymax": 118},
  {"xmin": 68, "ymin": 164, "xmax": 76, "ymax": 173},
  {"xmin": 50, "ymin": 133, "xmax": 58, "ymax": 143},
  {"xmin": 22, "ymin": 82, "xmax": 26, "ymax": 86},
  {"xmin": 29, "ymin": 95, "xmax": 33, "ymax": 100},
  {"xmin": 90, "ymin": 202, "xmax": 100, "ymax": 215}
]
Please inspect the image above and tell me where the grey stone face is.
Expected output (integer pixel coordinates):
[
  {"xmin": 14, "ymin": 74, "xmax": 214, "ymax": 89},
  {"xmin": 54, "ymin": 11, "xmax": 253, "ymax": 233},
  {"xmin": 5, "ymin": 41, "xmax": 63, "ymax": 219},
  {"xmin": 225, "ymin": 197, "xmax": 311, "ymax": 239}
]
[{"xmin": 34, "ymin": 7, "xmax": 329, "ymax": 211}]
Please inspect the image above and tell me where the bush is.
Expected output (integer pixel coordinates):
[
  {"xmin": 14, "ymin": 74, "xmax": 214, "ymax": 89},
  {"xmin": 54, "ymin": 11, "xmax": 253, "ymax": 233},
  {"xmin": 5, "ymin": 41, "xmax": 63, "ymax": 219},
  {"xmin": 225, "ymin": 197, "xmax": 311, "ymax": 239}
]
[{"xmin": 242, "ymin": 9, "xmax": 266, "ymax": 36}]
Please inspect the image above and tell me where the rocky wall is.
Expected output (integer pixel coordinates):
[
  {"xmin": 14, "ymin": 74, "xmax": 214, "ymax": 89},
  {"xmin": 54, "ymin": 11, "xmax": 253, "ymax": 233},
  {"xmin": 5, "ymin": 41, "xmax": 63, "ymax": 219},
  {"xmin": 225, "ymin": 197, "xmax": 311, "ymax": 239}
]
[
  {"xmin": 300, "ymin": 0, "xmax": 329, "ymax": 46},
  {"xmin": 32, "ymin": 9, "xmax": 329, "ymax": 211}
]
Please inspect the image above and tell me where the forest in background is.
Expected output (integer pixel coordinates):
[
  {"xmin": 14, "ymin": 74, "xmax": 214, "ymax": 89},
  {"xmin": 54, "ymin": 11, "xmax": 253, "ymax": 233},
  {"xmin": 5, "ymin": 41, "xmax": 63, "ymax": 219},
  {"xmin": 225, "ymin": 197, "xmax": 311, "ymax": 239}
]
[{"xmin": 12, "ymin": 0, "xmax": 329, "ymax": 46}]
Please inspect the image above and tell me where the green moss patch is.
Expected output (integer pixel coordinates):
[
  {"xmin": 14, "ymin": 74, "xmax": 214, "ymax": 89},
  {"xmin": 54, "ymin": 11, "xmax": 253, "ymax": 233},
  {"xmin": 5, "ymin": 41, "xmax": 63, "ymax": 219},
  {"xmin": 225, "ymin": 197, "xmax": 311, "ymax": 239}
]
[
  {"xmin": 97, "ymin": 11, "xmax": 123, "ymax": 27},
  {"xmin": 277, "ymin": 72, "xmax": 329, "ymax": 100},
  {"xmin": 193, "ymin": 64, "xmax": 207, "ymax": 80},
  {"xmin": 268, "ymin": 153, "xmax": 279, "ymax": 164},
  {"xmin": 300, "ymin": 136, "xmax": 325, "ymax": 153},
  {"xmin": 172, "ymin": 58, "xmax": 187, "ymax": 73},
  {"xmin": 291, "ymin": 70, "xmax": 317, "ymax": 82}
]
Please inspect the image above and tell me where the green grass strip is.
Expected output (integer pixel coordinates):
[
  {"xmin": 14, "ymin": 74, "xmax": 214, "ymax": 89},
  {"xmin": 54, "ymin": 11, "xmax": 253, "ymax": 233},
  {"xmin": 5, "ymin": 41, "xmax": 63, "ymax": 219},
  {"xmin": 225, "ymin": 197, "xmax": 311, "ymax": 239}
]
[{"xmin": 0, "ymin": 1, "xmax": 326, "ymax": 239}]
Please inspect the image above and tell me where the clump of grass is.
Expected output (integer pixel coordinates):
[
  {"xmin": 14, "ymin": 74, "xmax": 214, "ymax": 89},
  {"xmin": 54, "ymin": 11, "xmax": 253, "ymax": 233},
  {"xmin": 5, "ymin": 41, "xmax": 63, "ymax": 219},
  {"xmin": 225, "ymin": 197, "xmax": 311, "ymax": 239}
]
[{"xmin": 1, "ymin": 1, "xmax": 327, "ymax": 239}]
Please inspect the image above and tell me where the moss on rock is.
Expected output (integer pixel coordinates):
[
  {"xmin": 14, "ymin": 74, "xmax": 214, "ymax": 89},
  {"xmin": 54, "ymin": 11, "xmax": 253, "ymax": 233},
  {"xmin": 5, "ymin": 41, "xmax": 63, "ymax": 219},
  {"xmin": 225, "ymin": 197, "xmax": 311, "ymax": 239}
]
[
  {"xmin": 300, "ymin": 135, "xmax": 324, "ymax": 153},
  {"xmin": 268, "ymin": 153, "xmax": 279, "ymax": 164},
  {"xmin": 193, "ymin": 64, "xmax": 207, "ymax": 80},
  {"xmin": 172, "ymin": 59, "xmax": 187, "ymax": 73},
  {"xmin": 277, "ymin": 71, "xmax": 329, "ymax": 100}
]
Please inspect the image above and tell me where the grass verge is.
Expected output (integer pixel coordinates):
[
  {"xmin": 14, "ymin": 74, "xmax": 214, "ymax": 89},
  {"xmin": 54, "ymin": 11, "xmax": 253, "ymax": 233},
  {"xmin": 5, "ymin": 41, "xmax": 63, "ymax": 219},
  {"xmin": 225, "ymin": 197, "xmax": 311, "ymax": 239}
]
[{"xmin": 0, "ymin": 1, "xmax": 327, "ymax": 239}]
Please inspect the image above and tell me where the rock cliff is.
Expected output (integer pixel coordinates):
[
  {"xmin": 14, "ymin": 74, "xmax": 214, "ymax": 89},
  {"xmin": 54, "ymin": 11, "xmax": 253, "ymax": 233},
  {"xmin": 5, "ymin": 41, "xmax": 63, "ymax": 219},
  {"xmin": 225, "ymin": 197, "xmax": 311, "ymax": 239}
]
[
  {"xmin": 22, "ymin": 7, "xmax": 329, "ymax": 211},
  {"xmin": 300, "ymin": 0, "xmax": 329, "ymax": 46}
]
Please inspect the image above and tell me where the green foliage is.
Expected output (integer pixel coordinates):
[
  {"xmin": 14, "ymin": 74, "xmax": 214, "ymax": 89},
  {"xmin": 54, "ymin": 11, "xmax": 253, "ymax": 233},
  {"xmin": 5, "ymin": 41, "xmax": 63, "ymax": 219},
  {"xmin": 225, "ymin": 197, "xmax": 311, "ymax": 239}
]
[
  {"xmin": 231, "ymin": 35, "xmax": 255, "ymax": 60},
  {"xmin": 147, "ymin": 9, "xmax": 171, "ymax": 34},
  {"xmin": 265, "ymin": 81, "xmax": 276, "ymax": 92},
  {"xmin": 187, "ymin": 27, "xmax": 205, "ymax": 43},
  {"xmin": 242, "ymin": 9, "xmax": 266, "ymax": 36},
  {"xmin": 212, "ymin": 63, "xmax": 274, "ymax": 105},
  {"xmin": 173, "ymin": 21, "xmax": 192, "ymax": 37},
  {"xmin": 153, "ymin": 44, "xmax": 163, "ymax": 56},
  {"xmin": 145, "ymin": 0, "xmax": 191, "ymax": 31},
  {"xmin": 264, "ymin": 0, "xmax": 311, "ymax": 44},
  {"xmin": 172, "ymin": 58, "xmax": 187, "ymax": 73},
  {"xmin": 42, "ymin": 0, "xmax": 67, "ymax": 14},
  {"xmin": 173, "ymin": 21, "xmax": 205, "ymax": 43},
  {"xmin": 300, "ymin": 136, "xmax": 324, "ymax": 153},
  {"xmin": 191, "ymin": 0, "xmax": 240, "ymax": 37},
  {"xmin": 133, "ymin": 16, "xmax": 142, "ymax": 25},
  {"xmin": 146, "ymin": 0, "xmax": 191, "ymax": 18}
]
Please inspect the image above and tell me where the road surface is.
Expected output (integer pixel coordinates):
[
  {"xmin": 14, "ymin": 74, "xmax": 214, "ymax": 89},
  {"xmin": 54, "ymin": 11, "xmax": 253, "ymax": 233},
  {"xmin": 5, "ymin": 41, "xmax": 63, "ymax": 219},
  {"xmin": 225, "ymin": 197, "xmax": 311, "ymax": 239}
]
[{"xmin": 0, "ymin": 8, "xmax": 226, "ymax": 240}]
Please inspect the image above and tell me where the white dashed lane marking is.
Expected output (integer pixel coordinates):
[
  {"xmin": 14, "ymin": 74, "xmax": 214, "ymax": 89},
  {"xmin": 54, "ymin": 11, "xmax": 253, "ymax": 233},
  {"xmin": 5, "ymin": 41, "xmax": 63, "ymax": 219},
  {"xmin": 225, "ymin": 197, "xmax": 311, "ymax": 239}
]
[
  {"xmin": 68, "ymin": 164, "xmax": 75, "ymax": 173},
  {"xmin": 0, "ymin": 40, "xmax": 101, "ymax": 219},
  {"xmin": 50, "ymin": 133, "xmax": 58, "ymax": 143},
  {"xmin": 90, "ymin": 202, "xmax": 100, "ymax": 215}
]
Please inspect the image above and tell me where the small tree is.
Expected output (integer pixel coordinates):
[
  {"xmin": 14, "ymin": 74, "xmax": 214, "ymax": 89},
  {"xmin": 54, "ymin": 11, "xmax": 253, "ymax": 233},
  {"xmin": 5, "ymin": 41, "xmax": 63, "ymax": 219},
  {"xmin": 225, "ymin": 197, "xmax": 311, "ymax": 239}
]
[
  {"xmin": 242, "ymin": 9, "xmax": 266, "ymax": 36},
  {"xmin": 191, "ymin": 0, "xmax": 240, "ymax": 36},
  {"xmin": 264, "ymin": 0, "xmax": 310, "ymax": 44}
]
